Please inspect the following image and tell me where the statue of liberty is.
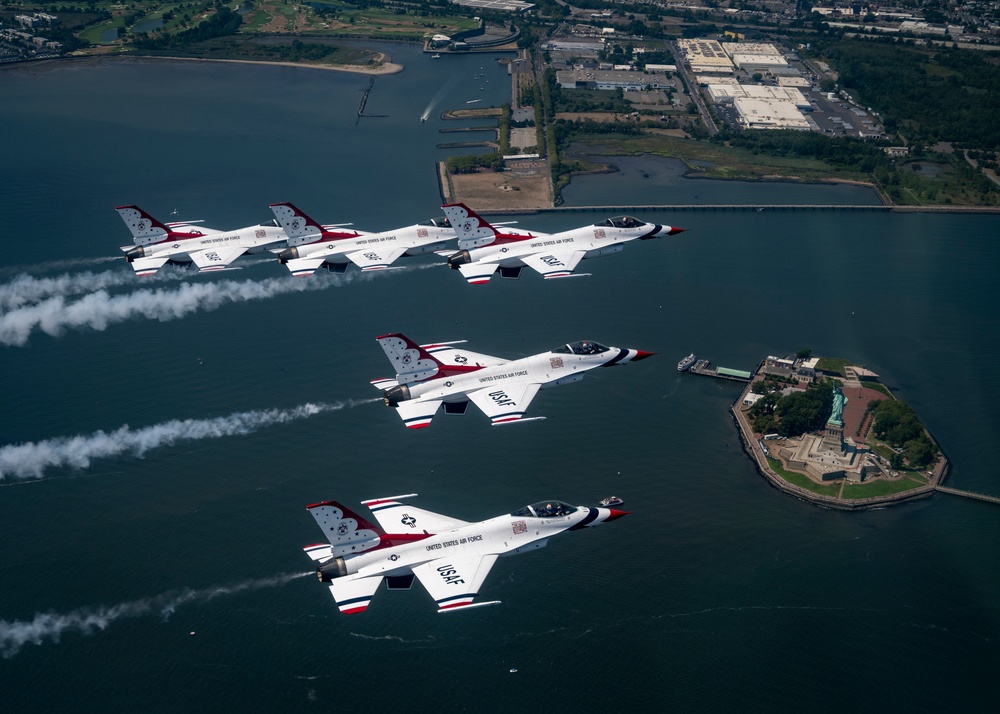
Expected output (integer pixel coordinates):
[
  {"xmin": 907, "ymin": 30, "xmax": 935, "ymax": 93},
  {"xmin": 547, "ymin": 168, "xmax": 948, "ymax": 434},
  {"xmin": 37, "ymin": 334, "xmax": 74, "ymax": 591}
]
[{"xmin": 829, "ymin": 383, "xmax": 847, "ymax": 427}]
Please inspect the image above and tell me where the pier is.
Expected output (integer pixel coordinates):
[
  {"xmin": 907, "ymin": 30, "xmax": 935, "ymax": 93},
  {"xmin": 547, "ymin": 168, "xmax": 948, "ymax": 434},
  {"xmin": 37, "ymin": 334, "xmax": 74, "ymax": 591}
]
[
  {"xmin": 357, "ymin": 77, "xmax": 375, "ymax": 118},
  {"xmin": 935, "ymin": 486, "xmax": 1000, "ymax": 506},
  {"xmin": 687, "ymin": 358, "xmax": 752, "ymax": 382}
]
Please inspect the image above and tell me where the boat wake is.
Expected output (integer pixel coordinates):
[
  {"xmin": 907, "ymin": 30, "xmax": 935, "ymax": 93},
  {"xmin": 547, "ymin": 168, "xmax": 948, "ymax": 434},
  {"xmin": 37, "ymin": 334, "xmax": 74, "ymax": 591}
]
[{"xmin": 420, "ymin": 70, "xmax": 463, "ymax": 122}]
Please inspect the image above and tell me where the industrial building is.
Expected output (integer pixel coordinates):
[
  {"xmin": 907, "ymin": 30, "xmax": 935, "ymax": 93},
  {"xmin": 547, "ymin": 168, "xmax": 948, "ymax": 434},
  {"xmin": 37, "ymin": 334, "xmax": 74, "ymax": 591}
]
[
  {"xmin": 677, "ymin": 39, "xmax": 735, "ymax": 75},
  {"xmin": 556, "ymin": 68, "xmax": 671, "ymax": 91}
]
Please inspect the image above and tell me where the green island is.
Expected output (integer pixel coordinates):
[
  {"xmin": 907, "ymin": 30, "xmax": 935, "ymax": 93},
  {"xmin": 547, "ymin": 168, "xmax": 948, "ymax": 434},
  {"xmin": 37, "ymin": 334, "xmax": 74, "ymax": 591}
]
[
  {"xmin": 3, "ymin": 0, "xmax": 1000, "ymax": 209},
  {"xmin": 731, "ymin": 351, "xmax": 952, "ymax": 509}
]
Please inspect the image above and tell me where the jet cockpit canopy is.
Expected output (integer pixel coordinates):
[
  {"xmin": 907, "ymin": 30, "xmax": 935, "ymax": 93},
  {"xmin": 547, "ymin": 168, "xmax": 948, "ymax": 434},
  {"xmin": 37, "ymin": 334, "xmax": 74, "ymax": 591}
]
[
  {"xmin": 421, "ymin": 216, "xmax": 451, "ymax": 228},
  {"xmin": 595, "ymin": 216, "xmax": 644, "ymax": 229},
  {"xmin": 552, "ymin": 340, "xmax": 610, "ymax": 356},
  {"xmin": 511, "ymin": 501, "xmax": 579, "ymax": 518}
]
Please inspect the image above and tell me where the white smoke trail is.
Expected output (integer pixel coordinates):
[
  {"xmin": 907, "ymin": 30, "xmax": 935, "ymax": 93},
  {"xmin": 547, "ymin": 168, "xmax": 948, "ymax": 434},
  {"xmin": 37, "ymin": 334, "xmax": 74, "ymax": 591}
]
[
  {"xmin": 0, "ymin": 255, "xmax": 121, "ymax": 279},
  {"xmin": 0, "ymin": 267, "xmax": 187, "ymax": 311},
  {"xmin": 0, "ymin": 571, "xmax": 311, "ymax": 659},
  {"xmin": 0, "ymin": 272, "xmax": 349, "ymax": 347},
  {"xmin": 0, "ymin": 400, "xmax": 375, "ymax": 482}
]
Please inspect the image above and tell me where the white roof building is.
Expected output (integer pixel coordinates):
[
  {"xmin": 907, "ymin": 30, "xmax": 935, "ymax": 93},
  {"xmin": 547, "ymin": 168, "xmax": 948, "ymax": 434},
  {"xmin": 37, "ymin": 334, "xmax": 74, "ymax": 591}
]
[
  {"xmin": 734, "ymin": 98, "xmax": 811, "ymax": 130},
  {"xmin": 677, "ymin": 38, "xmax": 735, "ymax": 74}
]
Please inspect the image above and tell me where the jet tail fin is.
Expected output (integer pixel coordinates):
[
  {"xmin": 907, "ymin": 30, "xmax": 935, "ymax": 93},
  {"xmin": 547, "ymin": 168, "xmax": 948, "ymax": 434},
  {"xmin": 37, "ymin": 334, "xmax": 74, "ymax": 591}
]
[
  {"xmin": 441, "ymin": 203, "xmax": 499, "ymax": 249},
  {"xmin": 306, "ymin": 500, "xmax": 384, "ymax": 558},
  {"xmin": 115, "ymin": 205, "xmax": 171, "ymax": 246},
  {"xmin": 375, "ymin": 333, "xmax": 445, "ymax": 384},
  {"xmin": 269, "ymin": 202, "xmax": 325, "ymax": 246}
]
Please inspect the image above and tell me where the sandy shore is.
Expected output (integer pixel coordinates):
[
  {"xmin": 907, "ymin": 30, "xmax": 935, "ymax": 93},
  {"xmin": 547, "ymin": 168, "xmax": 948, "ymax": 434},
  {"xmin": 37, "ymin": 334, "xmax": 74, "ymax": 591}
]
[
  {"xmin": 1, "ymin": 52, "xmax": 404, "ymax": 75},
  {"xmin": 131, "ymin": 53, "xmax": 404, "ymax": 75}
]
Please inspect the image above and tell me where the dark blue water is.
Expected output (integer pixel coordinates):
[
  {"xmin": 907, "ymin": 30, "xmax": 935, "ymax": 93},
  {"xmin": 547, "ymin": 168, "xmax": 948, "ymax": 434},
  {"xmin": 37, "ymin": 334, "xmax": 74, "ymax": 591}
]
[{"xmin": 1, "ymin": 50, "xmax": 998, "ymax": 713}]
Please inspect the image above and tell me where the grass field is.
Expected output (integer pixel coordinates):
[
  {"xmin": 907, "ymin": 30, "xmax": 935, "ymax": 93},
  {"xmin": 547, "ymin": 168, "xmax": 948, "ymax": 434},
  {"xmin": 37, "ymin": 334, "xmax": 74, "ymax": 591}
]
[{"xmin": 571, "ymin": 134, "xmax": 875, "ymax": 185}]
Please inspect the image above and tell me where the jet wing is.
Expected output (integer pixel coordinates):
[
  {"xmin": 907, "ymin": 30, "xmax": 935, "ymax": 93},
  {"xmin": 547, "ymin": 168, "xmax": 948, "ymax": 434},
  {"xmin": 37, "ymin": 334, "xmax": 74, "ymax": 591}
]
[
  {"xmin": 412, "ymin": 554, "xmax": 499, "ymax": 612},
  {"xmin": 346, "ymin": 247, "xmax": 407, "ymax": 271},
  {"xmin": 328, "ymin": 576, "xmax": 383, "ymax": 614},
  {"xmin": 362, "ymin": 497, "xmax": 469, "ymax": 533},
  {"xmin": 129, "ymin": 256, "xmax": 172, "ymax": 277},
  {"xmin": 519, "ymin": 250, "xmax": 587, "ymax": 279},
  {"xmin": 283, "ymin": 256, "xmax": 328, "ymax": 277},
  {"xmin": 189, "ymin": 246, "xmax": 247, "ymax": 272},
  {"xmin": 457, "ymin": 262, "xmax": 499, "ymax": 285},
  {"xmin": 395, "ymin": 398, "xmax": 443, "ymax": 429},
  {"xmin": 467, "ymin": 383, "xmax": 542, "ymax": 425}
]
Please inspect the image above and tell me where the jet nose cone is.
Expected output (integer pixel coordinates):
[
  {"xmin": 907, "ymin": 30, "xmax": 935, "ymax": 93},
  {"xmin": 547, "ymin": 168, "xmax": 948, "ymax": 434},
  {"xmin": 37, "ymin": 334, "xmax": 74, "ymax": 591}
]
[
  {"xmin": 605, "ymin": 509, "xmax": 630, "ymax": 522},
  {"xmin": 663, "ymin": 226, "xmax": 686, "ymax": 236},
  {"xmin": 632, "ymin": 350, "xmax": 655, "ymax": 362}
]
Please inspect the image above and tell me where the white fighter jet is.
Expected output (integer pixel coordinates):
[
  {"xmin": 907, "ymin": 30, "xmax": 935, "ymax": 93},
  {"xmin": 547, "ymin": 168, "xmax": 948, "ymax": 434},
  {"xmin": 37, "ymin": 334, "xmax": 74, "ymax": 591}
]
[
  {"xmin": 268, "ymin": 202, "xmax": 456, "ymax": 277},
  {"xmin": 116, "ymin": 205, "xmax": 288, "ymax": 276},
  {"xmin": 371, "ymin": 333, "xmax": 654, "ymax": 428},
  {"xmin": 441, "ymin": 202, "xmax": 686, "ymax": 285},
  {"xmin": 303, "ymin": 494, "xmax": 628, "ymax": 614}
]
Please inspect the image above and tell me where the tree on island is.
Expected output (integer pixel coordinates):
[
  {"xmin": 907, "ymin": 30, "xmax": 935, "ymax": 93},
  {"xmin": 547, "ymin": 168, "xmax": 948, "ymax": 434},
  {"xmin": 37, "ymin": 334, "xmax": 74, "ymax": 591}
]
[
  {"xmin": 749, "ymin": 382, "xmax": 833, "ymax": 437},
  {"xmin": 869, "ymin": 400, "xmax": 939, "ymax": 468}
]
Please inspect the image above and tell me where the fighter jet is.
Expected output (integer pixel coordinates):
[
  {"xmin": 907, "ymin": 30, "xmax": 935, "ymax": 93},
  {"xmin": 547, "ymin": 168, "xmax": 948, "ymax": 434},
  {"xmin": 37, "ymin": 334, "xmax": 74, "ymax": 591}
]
[
  {"xmin": 371, "ymin": 333, "xmax": 653, "ymax": 428},
  {"xmin": 116, "ymin": 206, "xmax": 288, "ymax": 276},
  {"xmin": 303, "ymin": 494, "xmax": 628, "ymax": 614},
  {"xmin": 441, "ymin": 202, "xmax": 686, "ymax": 285},
  {"xmin": 268, "ymin": 202, "xmax": 456, "ymax": 277}
]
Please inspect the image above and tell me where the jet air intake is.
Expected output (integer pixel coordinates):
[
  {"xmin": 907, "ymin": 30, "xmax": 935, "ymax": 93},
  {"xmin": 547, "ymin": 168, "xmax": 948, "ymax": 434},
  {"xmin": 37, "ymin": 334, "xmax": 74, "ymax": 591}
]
[
  {"xmin": 317, "ymin": 557, "xmax": 348, "ymax": 582},
  {"xmin": 277, "ymin": 247, "xmax": 299, "ymax": 264},
  {"xmin": 447, "ymin": 251, "xmax": 471, "ymax": 269},
  {"xmin": 383, "ymin": 384, "xmax": 411, "ymax": 407}
]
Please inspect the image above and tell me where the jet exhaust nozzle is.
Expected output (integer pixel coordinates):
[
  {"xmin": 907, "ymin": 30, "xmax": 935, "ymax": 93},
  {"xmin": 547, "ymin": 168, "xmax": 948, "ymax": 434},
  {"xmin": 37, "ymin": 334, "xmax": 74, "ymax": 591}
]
[
  {"xmin": 447, "ymin": 250, "xmax": 471, "ymax": 270},
  {"xmin": 277, "ymin": 247, "xmax": 299, "ymax": 264},
  {"xmin": 124, "ymin": 246, "xmax": 145, "ymax": 263},
  {"xmin": 317, "ymin": 557, "xmax": 348, "ymax": 582},
  {"xmin": 383, "ymin": 384, "xmax": 411, "ymax": 407}
]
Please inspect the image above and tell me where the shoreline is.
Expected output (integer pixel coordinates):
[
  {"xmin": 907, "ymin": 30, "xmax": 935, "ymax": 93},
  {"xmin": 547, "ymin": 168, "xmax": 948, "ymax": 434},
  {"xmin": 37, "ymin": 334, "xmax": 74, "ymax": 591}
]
[
  {"xmin": 729, "ymin": 376, "xmax": 946, "ymax": 511},
  {"xmin": 1, "ymin": 52, "xmax": 403, "ymax": 76}
]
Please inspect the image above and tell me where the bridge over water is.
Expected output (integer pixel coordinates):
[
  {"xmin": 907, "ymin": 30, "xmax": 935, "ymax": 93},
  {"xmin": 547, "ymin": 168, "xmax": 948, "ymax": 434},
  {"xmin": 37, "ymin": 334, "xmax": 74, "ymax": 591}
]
[{"xmin": 481, "ymin": 204, "xmax": 1000, "ymax": 216}]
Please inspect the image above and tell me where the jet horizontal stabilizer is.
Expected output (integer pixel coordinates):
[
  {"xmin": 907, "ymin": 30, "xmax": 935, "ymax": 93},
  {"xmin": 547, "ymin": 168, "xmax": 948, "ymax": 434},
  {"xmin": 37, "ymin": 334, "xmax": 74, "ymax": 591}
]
[
  {"xmin": 492, "ymin": 416, "xmax": 547, "ymax": 426},
  {"xmin": 437, "ymin": 600, "xmax": 502, "ymax": 614}
]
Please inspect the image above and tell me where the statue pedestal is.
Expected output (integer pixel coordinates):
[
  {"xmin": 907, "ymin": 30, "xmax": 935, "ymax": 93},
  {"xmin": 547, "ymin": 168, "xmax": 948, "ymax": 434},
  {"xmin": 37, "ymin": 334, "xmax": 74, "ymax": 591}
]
[{"xmin": 820, "ymin": 421, "xmax": 846, "ymax": 456}]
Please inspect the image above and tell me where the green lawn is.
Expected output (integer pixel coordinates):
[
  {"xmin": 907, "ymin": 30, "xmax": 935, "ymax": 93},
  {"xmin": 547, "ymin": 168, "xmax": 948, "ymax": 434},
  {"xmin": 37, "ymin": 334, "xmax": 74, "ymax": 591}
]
[
  {"xmin": 572, "ymin": 134, "xmax": 875, "ymax": 184},
  {"xmin": 841, "ymin": 474, "xmax": 927, "ymax": 499}
]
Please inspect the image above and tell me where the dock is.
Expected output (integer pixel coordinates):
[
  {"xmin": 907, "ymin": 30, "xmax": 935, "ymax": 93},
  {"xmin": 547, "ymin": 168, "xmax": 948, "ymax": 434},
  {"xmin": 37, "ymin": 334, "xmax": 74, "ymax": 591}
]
[{"xmin": 687, "ymin": 358, "xmax": 752, "ymax": 382}]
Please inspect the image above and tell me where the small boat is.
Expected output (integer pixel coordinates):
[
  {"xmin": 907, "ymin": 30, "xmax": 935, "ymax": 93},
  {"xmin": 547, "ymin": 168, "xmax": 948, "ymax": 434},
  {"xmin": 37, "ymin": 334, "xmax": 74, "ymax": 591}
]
[
  {"xmin": 598, "ymin": 496, "xmax": 623, "ymax": 508},
  {"xmin": 431, "ymin": 53, "xmax": 441, "ymax": 59},
  {"xmin": 677, "ymin": 353, "xmax": 696, "ymax": 372},
  {"xmin": 466, "ymin": 99, "xmax": 481, "ymax": 104}
]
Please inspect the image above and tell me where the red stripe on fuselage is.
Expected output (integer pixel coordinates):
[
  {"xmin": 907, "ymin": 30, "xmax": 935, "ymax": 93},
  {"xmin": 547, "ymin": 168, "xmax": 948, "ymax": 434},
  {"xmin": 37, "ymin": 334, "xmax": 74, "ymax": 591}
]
[{"xmin": 491, "ymin": 232, "xmax": 536, "ymax": 245}]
